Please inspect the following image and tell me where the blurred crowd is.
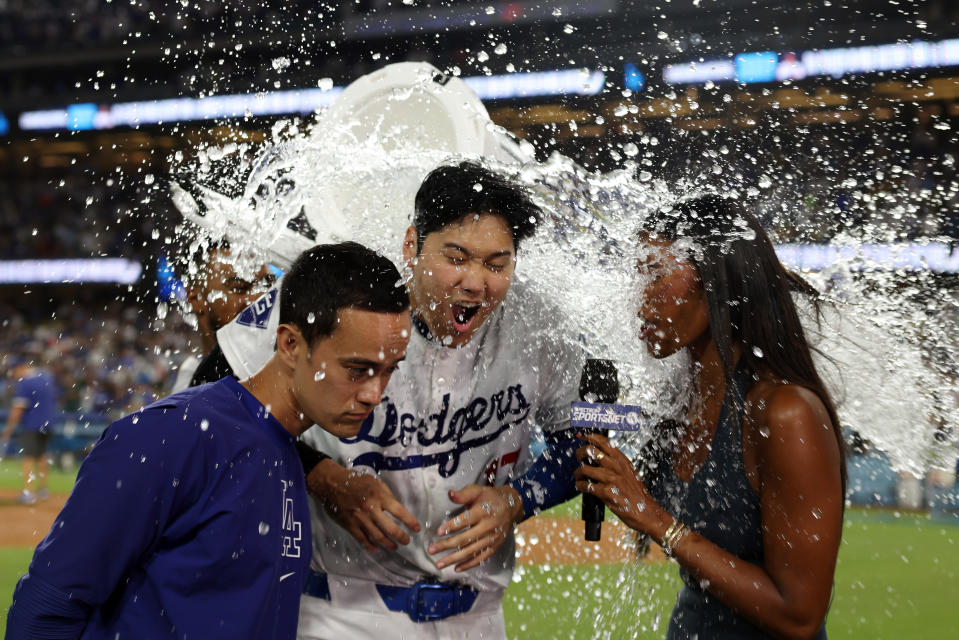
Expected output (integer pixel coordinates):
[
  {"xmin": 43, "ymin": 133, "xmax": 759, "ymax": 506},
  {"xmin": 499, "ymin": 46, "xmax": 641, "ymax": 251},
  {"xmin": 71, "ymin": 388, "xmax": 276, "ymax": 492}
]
[
  {"xmin": 0, "ymin": 299, "xmax": 193, "ymax": 423},
  {"xmin": 0, "ymin": 1, "xmax": 322, "ymax": 56},
  {"xmin": 0, "ymin": 171, "xmax": 174, "ymax": 260}
]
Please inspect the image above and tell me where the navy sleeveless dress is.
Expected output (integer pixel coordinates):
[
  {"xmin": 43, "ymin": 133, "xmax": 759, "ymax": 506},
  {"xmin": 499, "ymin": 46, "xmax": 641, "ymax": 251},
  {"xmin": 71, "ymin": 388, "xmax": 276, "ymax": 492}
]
[{"xmin": 645, "ymin": 361, "xmax": 827, "ymax": 639}]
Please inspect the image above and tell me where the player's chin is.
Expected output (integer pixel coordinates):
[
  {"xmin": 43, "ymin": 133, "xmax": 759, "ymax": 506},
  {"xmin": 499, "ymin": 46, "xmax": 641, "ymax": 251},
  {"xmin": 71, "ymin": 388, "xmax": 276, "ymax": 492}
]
[{"xmin": 325, "ymin": 414, "xmax": 371, "ymax": 438}]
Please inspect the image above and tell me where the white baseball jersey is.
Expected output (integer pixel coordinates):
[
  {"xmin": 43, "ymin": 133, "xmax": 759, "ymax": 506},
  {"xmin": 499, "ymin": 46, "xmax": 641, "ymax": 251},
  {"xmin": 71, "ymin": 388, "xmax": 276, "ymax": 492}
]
[{"xmin": 216, "ymin": 277, "xmax": 584, "ymax": 593}]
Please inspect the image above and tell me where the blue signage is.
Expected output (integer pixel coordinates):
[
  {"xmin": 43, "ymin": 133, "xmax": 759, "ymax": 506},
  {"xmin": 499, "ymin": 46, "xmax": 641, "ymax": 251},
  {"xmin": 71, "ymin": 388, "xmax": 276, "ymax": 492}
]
[
  {"xmin": 624, "ymin": 63, "xmax": 646, "ymax": 92},
  {"xmin": 734, "ymin": 52, "xmax": 779, "ymax": 83}
]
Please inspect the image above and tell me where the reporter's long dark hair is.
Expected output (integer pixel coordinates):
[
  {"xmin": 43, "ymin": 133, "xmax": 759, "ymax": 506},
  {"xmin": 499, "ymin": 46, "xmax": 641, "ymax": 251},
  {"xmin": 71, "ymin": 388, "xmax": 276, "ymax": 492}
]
[{"xmin": 649, "ymin": 194, "xmax": 847, "ymax": 497}]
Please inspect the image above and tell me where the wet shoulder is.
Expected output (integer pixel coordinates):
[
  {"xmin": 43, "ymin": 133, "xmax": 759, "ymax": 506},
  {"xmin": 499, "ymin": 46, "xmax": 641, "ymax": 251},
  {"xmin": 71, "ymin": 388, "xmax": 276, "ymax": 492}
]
[
  {"xmin": 743, "ymin": 382, "xmax": 838, "ymax": 482},
  {"xmin": 109, "ymin": 380, "xmax": 250, "ymax": 450}
]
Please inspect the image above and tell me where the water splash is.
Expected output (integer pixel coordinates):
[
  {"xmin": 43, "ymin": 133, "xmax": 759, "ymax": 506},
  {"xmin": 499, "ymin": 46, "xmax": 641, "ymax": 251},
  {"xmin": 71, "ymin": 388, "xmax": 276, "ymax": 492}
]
[{"xmin": 168, "ymin": 62, "xmax": 958, "ymax": 476}]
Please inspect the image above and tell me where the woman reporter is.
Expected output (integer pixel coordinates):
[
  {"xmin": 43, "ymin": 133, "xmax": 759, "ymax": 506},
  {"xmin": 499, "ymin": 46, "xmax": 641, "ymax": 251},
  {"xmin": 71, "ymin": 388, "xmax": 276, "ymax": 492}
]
[{"xmin": 576, "ymin": 195, "xmax": 845, "ymax": 639}]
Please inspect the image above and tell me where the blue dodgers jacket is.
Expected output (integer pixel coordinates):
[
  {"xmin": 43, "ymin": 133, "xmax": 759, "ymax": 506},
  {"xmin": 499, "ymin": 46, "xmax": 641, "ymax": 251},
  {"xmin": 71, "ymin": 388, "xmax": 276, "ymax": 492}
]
[{"xmin": 6, "ymin": 377, "xmax": 310, "ymax": 640}]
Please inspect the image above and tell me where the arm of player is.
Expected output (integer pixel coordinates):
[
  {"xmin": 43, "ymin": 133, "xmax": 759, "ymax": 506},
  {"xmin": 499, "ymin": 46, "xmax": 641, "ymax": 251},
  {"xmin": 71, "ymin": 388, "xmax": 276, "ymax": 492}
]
[
  {"xmin": 5, "ymin": 411, "xmax": 201, "ymax": 639},
  {"xmin": 508, "ymin": 432, "xmax": 580, "ymax": 520},
  {"xmin": 306, "ymin": 457, "xmax": 421, "ymax": 553},
  {"xmin": 428, "ymin": 432, "xmax": 580, "ymax": 572}
]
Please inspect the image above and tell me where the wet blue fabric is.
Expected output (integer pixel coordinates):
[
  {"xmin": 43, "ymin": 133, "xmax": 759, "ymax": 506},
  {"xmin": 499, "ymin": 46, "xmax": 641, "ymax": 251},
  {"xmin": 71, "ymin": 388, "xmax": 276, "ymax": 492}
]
[
  {"xmin": 645, "ymin": 361, "xmax": 827, "ymax": 640},
  {"xmin": 6, "ymin": 377, "xmax": 311, "ymax": 640},
  {"xmin": 509, "ymin": 430, "xmax": 580, "ymax": 520}
]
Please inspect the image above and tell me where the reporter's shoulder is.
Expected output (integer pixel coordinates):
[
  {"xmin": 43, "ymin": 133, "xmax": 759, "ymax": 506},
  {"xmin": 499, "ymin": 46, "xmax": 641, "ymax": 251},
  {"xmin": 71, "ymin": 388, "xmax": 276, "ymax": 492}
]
[{"xmin": 746, "ymin": 382, "xmax": 838, "ymax": 455}]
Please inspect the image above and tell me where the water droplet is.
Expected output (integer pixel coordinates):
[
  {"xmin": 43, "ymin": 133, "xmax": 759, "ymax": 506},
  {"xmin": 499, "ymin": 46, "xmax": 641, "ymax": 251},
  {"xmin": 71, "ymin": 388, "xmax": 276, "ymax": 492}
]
[
  {"xmin": 752, "ymin": 346, "xmax": 764, "ymax": 358},
  {"xmin": 307, "ymin": 312, "xmax": 316, "ymax": 324},
  {"xmin": 200, "ymin": 419, "xmax": 209, "ymax": 431},
  {"xmin": 258, "ymin": 521, "xmax": 270, "ymax": 535},
  {"xmin": 314, "ymin": 370, "xmax": 326, "ymax": 381}
]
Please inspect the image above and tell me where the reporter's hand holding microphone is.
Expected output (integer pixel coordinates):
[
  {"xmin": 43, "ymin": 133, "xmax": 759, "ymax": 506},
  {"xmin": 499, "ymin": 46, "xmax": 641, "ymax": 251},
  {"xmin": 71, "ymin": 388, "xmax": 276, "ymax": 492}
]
[{"xmin": 572, "ymin": 359, "xmax": 662, "ymax": 539}]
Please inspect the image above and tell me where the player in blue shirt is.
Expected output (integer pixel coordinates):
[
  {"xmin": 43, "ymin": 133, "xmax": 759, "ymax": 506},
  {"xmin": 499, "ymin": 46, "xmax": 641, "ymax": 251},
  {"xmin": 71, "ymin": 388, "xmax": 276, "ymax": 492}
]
[
  {"xmin": 1, "ymin": 361, "xmax": 58, "ymax": 504},
  {"xmin": 6, "ymin": 241, "xmax": 412, "ymax": 640}
]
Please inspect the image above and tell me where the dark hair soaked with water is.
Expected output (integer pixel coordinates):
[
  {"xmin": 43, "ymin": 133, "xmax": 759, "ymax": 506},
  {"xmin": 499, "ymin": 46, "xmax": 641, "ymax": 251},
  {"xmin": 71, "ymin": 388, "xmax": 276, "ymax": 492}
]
[
  {"xmin": 647, "ymin": 194, "xmax": 847, "ymax": 497},
  {"xmin": 280, "ymin": 241, "xmax": 410, "ymax": 347},
  {"xmin": 412, "ymin": 160, "xmax": 542, "ymax": 250}
]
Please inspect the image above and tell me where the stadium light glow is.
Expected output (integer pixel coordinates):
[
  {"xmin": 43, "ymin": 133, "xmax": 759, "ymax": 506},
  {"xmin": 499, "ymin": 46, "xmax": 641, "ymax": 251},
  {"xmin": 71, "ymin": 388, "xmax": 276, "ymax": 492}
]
[
  {"xmin": 0, "ymin": 259, "xmax": 143, "ymax": 285},
  {"xmin": 1, "ymin": 243, "xmax": 953, "ymax": 287},
  {"xmin": 17, "ymin": 69, "xmax": 606, "ymax": 132},
  {"xmin": 662, "ymin": 37, "xmax": 959, "ymax": 86},
  {"xmin": 774, "ymin": 242, "xmax": 959, "ymax": 274}
]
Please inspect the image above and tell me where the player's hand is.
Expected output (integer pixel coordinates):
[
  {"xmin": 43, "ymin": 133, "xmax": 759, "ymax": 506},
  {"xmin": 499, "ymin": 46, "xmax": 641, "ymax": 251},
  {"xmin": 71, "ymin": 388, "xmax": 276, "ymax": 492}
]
[
  {"xmin": 574, "ymin": 433, "xmax": 667, "ymax": 534},
  {"xmin": 428, "ymin": 484, "xmax": 524, "ymax": 572},
  {"xmin": 308, "ymin": 459, "xmax": 421, "ymax": 553}
]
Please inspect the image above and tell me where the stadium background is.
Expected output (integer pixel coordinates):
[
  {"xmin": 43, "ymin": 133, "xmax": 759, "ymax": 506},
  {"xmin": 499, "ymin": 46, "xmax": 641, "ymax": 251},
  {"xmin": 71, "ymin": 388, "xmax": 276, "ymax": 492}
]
[{"xmin": 1, "ymin": 1, "xmax": 958, "ymax": 637}]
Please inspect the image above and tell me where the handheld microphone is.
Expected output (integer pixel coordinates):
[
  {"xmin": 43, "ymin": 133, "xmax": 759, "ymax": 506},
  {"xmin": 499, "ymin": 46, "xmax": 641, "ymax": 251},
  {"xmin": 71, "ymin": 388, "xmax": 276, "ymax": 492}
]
[{"xmin": 578, "ymin": 359, "xmax": 619, "ymax": 542}]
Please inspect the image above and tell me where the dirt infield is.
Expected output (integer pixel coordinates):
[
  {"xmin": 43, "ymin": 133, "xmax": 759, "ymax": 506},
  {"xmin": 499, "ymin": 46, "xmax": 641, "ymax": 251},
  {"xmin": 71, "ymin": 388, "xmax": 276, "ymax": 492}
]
[
  {"xmin": 0, "ymin": 490, "xmax": 67, "ymax": 547},
  {"xmin": 515, "ymin": 515, "xmax": 665, "ymax": 565},
  {"xmin": 0, "ymin": 489, "xmax": 665, "ymax": 565}
]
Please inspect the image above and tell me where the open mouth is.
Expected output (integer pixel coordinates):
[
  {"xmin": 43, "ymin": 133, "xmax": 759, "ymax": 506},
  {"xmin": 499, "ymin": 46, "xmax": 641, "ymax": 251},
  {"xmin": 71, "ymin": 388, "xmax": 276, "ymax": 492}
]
[{"xmin": 451, "ymin": 302, "xmax": 481, "ymax": 332}]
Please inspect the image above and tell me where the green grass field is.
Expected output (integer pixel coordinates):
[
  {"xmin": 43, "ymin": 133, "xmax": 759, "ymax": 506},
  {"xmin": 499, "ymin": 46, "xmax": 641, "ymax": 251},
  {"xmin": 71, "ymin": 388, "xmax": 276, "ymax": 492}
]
[
  {"xmin": 0, "ymin": 457, "xmax": 81, "ymax": 495},
  {"xmin": 501, "ymin": 508, "xmax": 959, "ymax": 639},
  {"xmin": 2, "ymin": 460, "xmax": 957, "ymax": 638}
]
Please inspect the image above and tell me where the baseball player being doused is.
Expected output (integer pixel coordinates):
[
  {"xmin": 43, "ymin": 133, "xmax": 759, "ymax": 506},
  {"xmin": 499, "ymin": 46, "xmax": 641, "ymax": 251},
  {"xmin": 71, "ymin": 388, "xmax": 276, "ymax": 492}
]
[
  {"xmin": 204, "ymin": 161, "xmax": 587, "ymax": 638},
  {"xmin": 5, "ymin": 243, "xmax": 411, "ymax": 640}
]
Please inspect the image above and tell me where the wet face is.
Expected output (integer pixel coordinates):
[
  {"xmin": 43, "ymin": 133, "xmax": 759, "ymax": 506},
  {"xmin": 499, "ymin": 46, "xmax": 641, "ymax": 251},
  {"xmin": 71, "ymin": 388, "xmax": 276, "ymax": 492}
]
[
  {"xmin": 289, "ymin": 308, "xmax": 410, "ymax": 438},
  {"xmin": 188, "ymin": 249, "xmax": 276, "ymax": 333},
  {"xmin": 402, "ymin": 213, "xmax": 516, "ymax": 348},
  {"xmin": 636, "ymin": 235, "xmax": 710, "ymax": 358}
]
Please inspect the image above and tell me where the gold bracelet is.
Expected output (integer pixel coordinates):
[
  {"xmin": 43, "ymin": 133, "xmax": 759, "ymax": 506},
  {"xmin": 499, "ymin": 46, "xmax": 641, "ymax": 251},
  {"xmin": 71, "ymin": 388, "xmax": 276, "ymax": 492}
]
[
  {"xmin": 663, "ymin": 521, "xmax": 689, "ymax": 557},
  {"xmin": 661, "ymin": 519, "xmax": 681, "ymax": 548}
]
